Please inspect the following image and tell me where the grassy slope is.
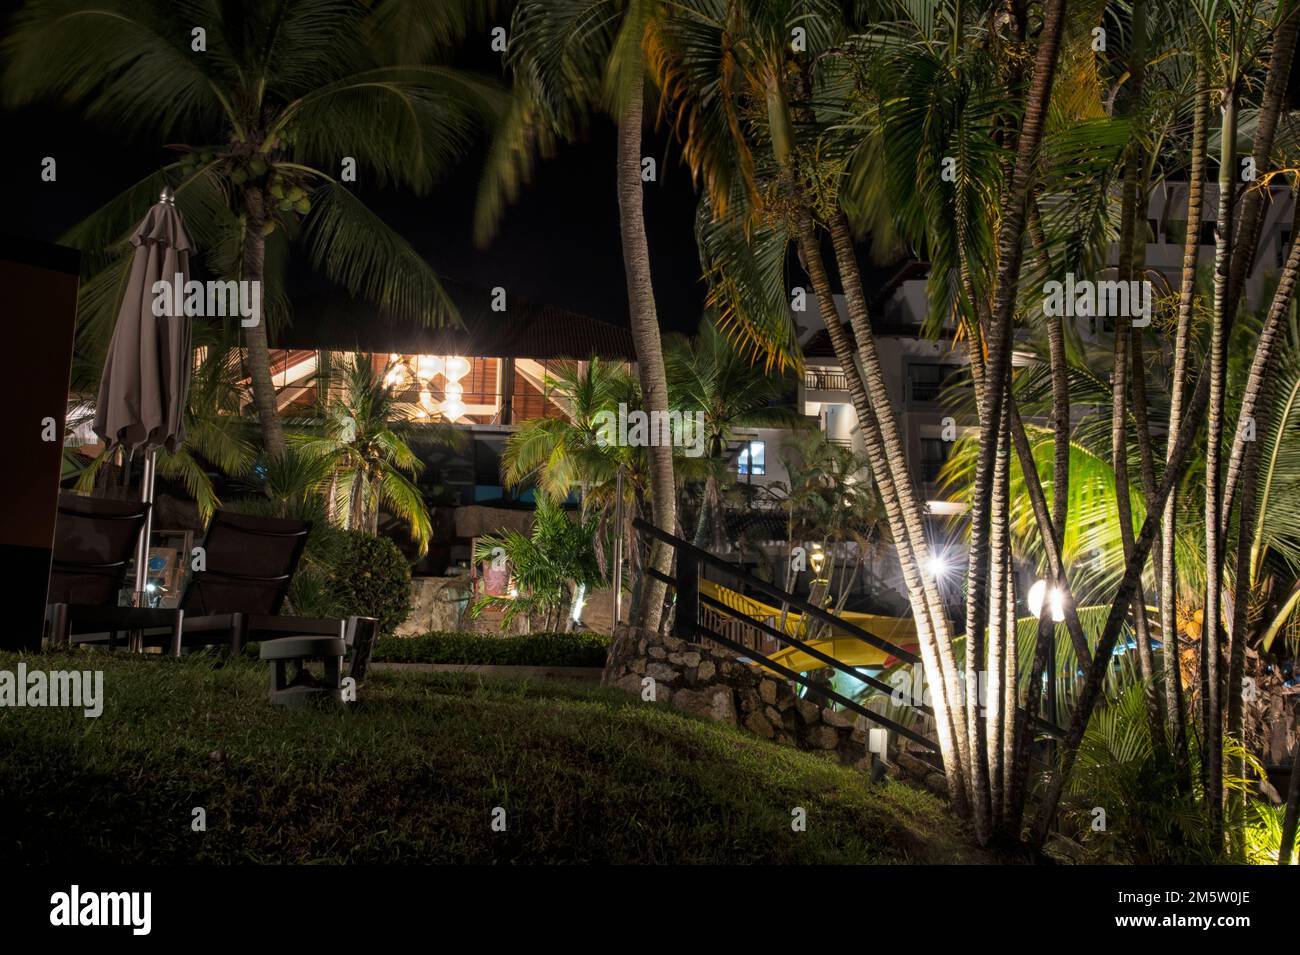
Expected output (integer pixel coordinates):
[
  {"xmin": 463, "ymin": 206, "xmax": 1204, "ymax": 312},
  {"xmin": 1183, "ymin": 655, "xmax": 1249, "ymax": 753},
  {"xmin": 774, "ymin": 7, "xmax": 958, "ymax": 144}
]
[{"xmin": 0, "ymin": 651, "xmax": 982, "ymax": 864}]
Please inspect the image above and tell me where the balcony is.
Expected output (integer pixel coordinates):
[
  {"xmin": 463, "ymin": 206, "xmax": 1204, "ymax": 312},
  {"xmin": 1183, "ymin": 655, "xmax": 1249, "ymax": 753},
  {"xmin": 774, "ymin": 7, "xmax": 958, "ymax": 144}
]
[{"xmin": 804, "ymin": 368, "xmax": 850, "ymax": 391}]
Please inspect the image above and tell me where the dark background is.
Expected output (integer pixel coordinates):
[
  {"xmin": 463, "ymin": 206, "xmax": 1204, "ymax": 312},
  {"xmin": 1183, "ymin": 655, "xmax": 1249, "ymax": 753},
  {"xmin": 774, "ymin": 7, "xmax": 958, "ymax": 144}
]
[
  {"xmin": 0, "ymin": 10, "xmax": 708, "ymax": 336},
  {"xmin": 5, "ymin": 5, "xmax": 1299, "ymax": 341}
]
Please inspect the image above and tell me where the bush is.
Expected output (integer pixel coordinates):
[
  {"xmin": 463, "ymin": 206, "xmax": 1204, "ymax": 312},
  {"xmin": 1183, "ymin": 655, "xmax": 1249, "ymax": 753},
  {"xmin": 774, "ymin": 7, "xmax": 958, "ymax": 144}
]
[
  {"xmin": 371, "ymin": 631, "xmax": 611, "ymax": 668},
  {"xmin": 328, "ymin": 533, "xmax": 413, "ymax": 637}
]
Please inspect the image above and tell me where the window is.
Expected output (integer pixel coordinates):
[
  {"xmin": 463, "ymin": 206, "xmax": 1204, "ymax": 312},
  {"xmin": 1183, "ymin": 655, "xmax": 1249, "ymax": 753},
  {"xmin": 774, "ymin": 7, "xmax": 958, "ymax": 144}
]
[
  {"xmin": 909, "ymin": 363, "xmax": 962, "ymax": 403},
  {"xmin": 919, "ymin": 437, "xmax": 949, "ymax": 483},
  {"xmin": 737, "ymin": 440, "xmax": 766, "ymax": 476},
  {"xmin": 1199, "ymin": 221, "xmax": 1218, "ymax": 246},
  {"xmin": 1280, "ymin": 230, "xmax": 1292, "ymax": 268}
]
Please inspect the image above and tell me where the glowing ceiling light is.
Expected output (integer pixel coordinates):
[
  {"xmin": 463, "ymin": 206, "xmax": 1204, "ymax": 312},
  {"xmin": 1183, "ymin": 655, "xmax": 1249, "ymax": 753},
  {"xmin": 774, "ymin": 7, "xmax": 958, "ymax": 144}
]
[
  {"xmin": 441, "ymin": 398, "xmax": 466, "ymax": 420},
  {"xmin": 925, "ymin": 555, "xmax": 949, "ymax": 579},
  {"xmin": 445, "ymin": 355, "xmax": 471, "ymax": 382},
  {"xmin": 416, "ymin": 355, "xmax": 444, "ymax": 379}
]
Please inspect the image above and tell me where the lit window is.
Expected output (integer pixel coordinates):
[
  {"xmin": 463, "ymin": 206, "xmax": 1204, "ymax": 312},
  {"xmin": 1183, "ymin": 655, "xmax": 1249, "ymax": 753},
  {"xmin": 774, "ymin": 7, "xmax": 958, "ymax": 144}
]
[{"xmin": 737, "ymin": 440, "xmax": 765, "ymax": 476}]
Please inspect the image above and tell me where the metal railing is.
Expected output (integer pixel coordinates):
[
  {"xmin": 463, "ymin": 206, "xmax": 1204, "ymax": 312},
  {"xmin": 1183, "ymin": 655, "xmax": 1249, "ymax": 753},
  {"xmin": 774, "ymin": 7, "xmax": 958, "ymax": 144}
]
[
  {"xmin": 633, "ymin": 517, "xmax": 1067, "ymax": 766},
  {"xmin": 803, "ymin": 368, "xmax": 850, "ymax": 391},
  {"xmin": 634, "ymin": 517, "xmax": 940, "ymax": 755}
]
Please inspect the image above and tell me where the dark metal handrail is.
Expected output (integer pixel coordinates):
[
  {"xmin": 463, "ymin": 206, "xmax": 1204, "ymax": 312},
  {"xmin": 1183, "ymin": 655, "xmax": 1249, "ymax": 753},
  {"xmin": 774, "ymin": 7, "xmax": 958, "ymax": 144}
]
[
  {"xmin": 635, "ymin": 517, "xmax": 1067, "ymax": 763},
  {"xmin": 634, "ymin": 516, "xmax": 920, "ymax": 667}
]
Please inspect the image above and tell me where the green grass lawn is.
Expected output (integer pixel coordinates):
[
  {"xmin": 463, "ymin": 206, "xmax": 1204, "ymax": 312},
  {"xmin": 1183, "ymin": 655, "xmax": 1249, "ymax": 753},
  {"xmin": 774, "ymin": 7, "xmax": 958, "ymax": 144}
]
[{"xmin": 0, "ymin": 650, "xmax": 984, "ymax": 864}]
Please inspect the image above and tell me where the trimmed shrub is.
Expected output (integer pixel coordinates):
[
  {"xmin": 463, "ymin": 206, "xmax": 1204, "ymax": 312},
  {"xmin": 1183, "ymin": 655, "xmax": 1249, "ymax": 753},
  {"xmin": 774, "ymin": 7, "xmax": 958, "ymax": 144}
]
[
  {"xmin": 329, "ymin": 533, "xmax": 413, "ymax": 636},
  {"xmin": 372, "ymin": 631, "xmax": 610, "ymax": 668}
]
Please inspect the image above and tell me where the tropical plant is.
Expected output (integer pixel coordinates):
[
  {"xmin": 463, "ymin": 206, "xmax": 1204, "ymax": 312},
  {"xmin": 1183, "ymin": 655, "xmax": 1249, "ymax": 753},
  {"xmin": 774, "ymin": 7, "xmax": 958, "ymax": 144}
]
[
  {"xmin": 472, "ymin": 496, "xmax": 605, "ymax": 633},
  {"xmin": 665, "ymin": 316, "xmax": 804, "ymax": 548},
  {"xmin": 500, "ymin": 358, "xmax": 637, "ymax": 506},
  {"xmin": 4, "ymin": 0, "xmax": 502, "ymax": 457},
  {"xmin": 290, "ymin": 355, "xmax": 461, "ymax": 556},
  {"xmin": 1062, "ymin": 681, "xmax": 1265, "ymax": 864}
]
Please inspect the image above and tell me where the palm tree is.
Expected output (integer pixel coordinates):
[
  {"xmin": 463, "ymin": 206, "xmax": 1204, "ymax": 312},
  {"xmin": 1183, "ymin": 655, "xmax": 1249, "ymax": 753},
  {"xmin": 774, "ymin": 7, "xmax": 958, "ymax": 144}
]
[
  {"xmin": 479, "ymin": 0, "xmax": 677, "ymax": 634},
  {"xmin": 664, "ymin": 316, "xmax": 805, "ymax": 549},
  {"xmin": 291, "ymin": 355, "xmax": 460, "ymax": 556},
  {"xmin": 5, "ymin": 0, "xmax": 501, "ymax": 458},
  {"xmin": 472, "ymin": 495, "xmax": 605, "ymax": 633},
  {"xmin": 501, "ymin": 358, "xmax": 637, "ymax": 506}
]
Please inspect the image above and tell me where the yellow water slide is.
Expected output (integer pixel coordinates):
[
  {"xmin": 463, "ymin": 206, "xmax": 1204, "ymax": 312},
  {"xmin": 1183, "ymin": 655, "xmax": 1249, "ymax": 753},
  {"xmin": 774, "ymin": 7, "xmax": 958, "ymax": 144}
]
[{"xmin": 699, "ymin": 580, "xmax": 919, "ymax": 671}]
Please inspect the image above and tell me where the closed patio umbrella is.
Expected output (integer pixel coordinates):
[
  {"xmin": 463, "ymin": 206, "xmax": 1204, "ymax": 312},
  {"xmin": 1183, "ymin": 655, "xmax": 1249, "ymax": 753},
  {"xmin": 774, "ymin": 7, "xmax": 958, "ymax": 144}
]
[{"xmin": 92, "ymin": 185, "xmax": 194, "ymax": 605}]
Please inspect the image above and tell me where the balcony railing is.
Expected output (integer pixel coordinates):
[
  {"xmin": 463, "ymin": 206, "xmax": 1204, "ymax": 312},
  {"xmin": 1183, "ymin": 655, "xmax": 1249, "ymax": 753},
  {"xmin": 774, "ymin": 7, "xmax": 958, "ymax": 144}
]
[{"xmin": 804, "ymin": 368, "xmax": 849, "ymax": 391}]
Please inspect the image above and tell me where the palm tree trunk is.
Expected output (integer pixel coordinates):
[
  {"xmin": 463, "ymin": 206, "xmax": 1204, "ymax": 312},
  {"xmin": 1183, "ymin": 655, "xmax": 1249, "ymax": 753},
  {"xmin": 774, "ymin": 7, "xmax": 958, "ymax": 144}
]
[
  {"xmin": 985, "ymin": 408, "xmax": 1012, "ymax": 834},
  {"xmin": 963, "ymin": 0, "xmax": 1066, "ymax": 773},
  {"xmin": 1226, "ymin": 232, "xmax": 1300, "ymax": 856},
  {"xmin": 825, "ymin": 214, "xmax": 973, "ymax": 801},
  {"xmin": 1220, "ymin": 3, "xmax": 1299, "ymax": 398},
  {"xmin": 241, "ymin": 185, "xmax": 287, "ymax": 459},
  {"xmin": 1027, "ymin": 202, "xmax": 1069, "ymax": 559},
  {"xmin": 1031, "ymin": 349, "xmax": 1226, "ymax": 848},
  {"xmin": 795, "ymin": 221, "xmax": 970, "ymax": 812},
  {"xmin": 1203, "ymin": 85, "xmax": 1239, "ymax": 845},
  {"xmin": 1160, "ymin": 70, "xmax": 1208, "ymax": 789},
  {"xmin": 1112, "ymin": 150, "xmax": 1163, "ymax": 741},
  {"xmin": 616, "ymin": 70, "xmax": 675, "ymax": 636}
]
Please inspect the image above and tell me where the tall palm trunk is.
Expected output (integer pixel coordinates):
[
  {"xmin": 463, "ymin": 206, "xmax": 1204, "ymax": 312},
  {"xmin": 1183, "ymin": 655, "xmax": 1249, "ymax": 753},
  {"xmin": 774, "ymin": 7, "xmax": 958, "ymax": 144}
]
[
  {"xmin": 1226, "ymin": 231, "xmax": 1300, "ymax": 856},
  {"xmin": 985, "ymin": 408, "xmax": 1012, "ymax": 834},
  {"xmin": 241, "ymin": 185, "xmax": 287, "ymax": 459},
  {"xmin": 616, "ymin": 70, "xmax": 675, "ymax": 636},
  {"xmin": 795, "ymin": 221, "xmax": 970, "ymax": 812},
  {"xmin": 963, "ymin": 0, "xmax": 1067, "ymax": 769},
  {"xmin": 825, "ymin": 214, "xmax": 974, "ymax": 806},
  {"xmin": 1202, "ymin": 85, "xmax": 1239, "ymax": 843},
  {"xmin": 1161, "ymin": 72, "xmax": 1208, "ymax": 788},
  {"xmin": 1112, "ymin": 148, "xmax": 1163, "ymax": 742}
]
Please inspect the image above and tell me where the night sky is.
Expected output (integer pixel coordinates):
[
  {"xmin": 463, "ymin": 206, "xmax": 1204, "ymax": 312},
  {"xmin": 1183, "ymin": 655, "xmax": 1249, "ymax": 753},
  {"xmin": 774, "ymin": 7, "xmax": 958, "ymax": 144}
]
[{"xmin": 0, "ymin": 10, "xmax": 710, "ymax": 337}]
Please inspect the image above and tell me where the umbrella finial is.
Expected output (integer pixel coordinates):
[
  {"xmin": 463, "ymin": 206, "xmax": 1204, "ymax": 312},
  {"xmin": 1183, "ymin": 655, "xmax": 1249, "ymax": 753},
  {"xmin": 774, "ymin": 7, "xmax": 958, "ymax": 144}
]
[{"xmin": 159, "ymin": 184, "xmax": 175, "ymax": 205}]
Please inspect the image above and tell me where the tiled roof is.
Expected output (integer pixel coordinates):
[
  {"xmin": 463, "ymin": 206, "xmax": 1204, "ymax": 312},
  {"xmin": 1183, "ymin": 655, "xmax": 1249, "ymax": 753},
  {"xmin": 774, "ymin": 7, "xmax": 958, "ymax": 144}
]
[{"xmin": 274, "ymin": 285, "xmax": 637, "ymax": 361}]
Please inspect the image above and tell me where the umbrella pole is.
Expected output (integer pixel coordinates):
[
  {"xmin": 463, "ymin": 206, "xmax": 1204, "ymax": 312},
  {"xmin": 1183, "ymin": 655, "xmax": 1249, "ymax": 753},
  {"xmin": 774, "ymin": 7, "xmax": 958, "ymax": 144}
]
[{"xmin": 133, "ymin": 446, "xmax": 157, "ymax": 609}]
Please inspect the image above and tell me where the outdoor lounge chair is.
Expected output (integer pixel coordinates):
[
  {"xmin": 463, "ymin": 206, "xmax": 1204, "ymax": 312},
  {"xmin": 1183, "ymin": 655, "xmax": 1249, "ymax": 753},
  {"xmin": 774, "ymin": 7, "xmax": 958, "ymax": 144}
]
[
  {"xmin": 170, "ymin": 510, "xmax": 346, "ymax": 656},
  {"xmin": 48, "ymin": 502, "xmax": 377, "ymax": 666},
  {"xmin": 44, "ymin": 491, "xmax": 182, "ymax": 650}
]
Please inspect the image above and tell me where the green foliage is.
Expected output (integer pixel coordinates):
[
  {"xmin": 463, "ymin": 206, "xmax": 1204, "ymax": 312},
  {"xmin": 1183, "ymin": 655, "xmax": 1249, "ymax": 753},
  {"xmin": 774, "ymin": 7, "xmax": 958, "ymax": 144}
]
[
  {"xmin": 1244, "ymin": 801, "xmax": 1299, "ymax": 865},
  {"xmin": 472, "ymin": 497, "xmax": 605, "ymax": 631},
  {"xmin": 291, "ymin": 355, "xmax": 461, "ymax": 556},
  {"xmin": 283, "ymin": 526, "xmax": 412, "ymax": 636},
  {"xmin": 1061, "ymin": 681, "xmax": 1266, "ymax": 864},
  {"xmin": 372, "ymin": 631, "xmax": 611, "ymax": 668},
  {"xmin": 501, "ymin": 357, "xmax": 637, "ymax": 500},
  {"xmin": 327, "ymin": 533, "xmax": 413, "ymax": 637}
]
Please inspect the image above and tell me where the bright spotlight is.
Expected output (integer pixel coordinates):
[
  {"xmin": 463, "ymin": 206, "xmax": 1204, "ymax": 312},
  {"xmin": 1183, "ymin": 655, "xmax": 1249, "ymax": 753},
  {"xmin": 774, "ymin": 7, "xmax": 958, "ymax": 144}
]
[
  {"xmin": 1028, "ymin": 579, "xmax": 1065, "ymax": 622},
  {"xmin": 925, "ymin": 555, "xmax": 949, "ymax": 579}
]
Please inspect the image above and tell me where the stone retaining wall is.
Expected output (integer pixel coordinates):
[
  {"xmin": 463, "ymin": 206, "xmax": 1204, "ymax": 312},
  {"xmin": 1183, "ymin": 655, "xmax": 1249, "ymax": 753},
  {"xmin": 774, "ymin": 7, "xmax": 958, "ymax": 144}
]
[{"xmin": 605, "ymin": 628, "xmax": 945, "ymax": 792}]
